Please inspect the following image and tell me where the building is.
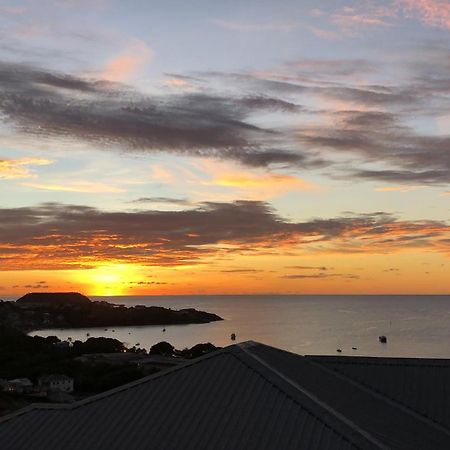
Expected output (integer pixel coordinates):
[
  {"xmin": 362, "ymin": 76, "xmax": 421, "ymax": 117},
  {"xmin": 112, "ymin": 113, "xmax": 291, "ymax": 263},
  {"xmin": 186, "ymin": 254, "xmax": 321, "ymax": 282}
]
[
  {"xmin": 0, "ymin": 341, "xmax": 450, "ymax": 449},
  {"xmin": 38, "ymin": 375, "xmax": 74, "ymax": 393}
]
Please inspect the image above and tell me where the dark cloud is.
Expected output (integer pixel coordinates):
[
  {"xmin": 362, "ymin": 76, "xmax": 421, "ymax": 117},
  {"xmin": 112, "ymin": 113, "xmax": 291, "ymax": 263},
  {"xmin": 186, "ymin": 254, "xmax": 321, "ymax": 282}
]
[
  {"xmin": 237, "ymin": 96, "xmax": 301, "ymax": 113},
  {"xmin": 0, "ymin": 61, "xmax": 320, "ymax": 169},
  {"xmin": 219, "ymin": 268, "xmax": 265, "ymax": 273},
  {"xmin": 297, "ymin": 110, "xmax": 450, "ymax": 184},
  {"xmin": 281, "ymin": 273, "xmax": 359, "ymax": 280},
  {"xmin": 285, "ymin": 265, "xmax": 330, "ymax": 271},
  {"xmin": 1, "ymin": 59, "xmax": 449, "ymax": 184},
  {"xmin": 0, "ymin": 201, "xmax": 448, "ymax": 270}
]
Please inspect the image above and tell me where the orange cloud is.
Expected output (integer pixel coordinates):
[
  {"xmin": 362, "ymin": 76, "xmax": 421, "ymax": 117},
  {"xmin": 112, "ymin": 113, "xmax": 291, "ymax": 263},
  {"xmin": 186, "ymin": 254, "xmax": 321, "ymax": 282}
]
[
  {"xmin": 375, "ymin": 185, "xmax": 425, "ymax": 193},
  {"xmin": 214, "ymin": 172, "xmax": 316, "ymax": 196},
  {"xmin": 163, "ymin": 78, "xmax": 190, "ymax": 89},
  {"xmin": 0, "ymin": 157, "xmax": 52, "ymax": 180},
  {"xmin": 100, "ymin": 39, "xmax": 153, "ymax": 82}
]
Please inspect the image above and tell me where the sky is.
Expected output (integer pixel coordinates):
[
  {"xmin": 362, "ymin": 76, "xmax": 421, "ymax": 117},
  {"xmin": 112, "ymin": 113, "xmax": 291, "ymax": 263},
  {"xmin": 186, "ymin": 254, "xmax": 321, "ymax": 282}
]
[{"xmin": 0, "ymin": 0, "xmax": 449, "ymax": 296}]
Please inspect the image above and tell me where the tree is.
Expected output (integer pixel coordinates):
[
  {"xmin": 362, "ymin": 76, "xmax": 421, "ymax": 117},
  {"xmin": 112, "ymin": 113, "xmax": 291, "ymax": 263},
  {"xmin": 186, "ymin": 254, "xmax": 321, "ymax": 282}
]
[{"xmin": 149, "ymin": 341, "xmax": 174, "ymax": 356}]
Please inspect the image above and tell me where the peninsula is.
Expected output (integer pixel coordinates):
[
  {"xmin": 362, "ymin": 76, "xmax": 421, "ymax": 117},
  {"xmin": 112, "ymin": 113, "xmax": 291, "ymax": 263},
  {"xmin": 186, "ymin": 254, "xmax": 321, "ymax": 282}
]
[{"xmin": 0, "ymin": 292, "xmax": 223, "ymax": 332}]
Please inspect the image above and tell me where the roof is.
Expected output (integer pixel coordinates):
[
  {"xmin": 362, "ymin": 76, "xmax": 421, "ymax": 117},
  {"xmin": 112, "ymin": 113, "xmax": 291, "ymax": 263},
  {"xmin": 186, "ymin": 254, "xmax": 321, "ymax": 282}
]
[
  {"xmin": 0, "ymin": 342, "xmax": 449, "ymax": 450},
  {"xmin": 307, "ymin": 355, "xmax": 450, "ymax": 432}
]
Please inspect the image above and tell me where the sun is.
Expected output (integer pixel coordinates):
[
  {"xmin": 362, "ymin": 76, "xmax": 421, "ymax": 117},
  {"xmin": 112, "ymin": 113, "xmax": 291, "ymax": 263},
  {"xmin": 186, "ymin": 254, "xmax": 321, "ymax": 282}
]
[{"xmin": 76, "ymin": 263, "xmax": 135, "ymax": 296}]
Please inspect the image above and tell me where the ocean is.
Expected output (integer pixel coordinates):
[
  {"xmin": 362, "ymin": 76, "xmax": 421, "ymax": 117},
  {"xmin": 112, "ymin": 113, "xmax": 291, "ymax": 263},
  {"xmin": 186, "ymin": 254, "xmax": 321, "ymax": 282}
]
[{"xmin": 30, "ymin": 295, "xmax": 450, "ymax": 358}]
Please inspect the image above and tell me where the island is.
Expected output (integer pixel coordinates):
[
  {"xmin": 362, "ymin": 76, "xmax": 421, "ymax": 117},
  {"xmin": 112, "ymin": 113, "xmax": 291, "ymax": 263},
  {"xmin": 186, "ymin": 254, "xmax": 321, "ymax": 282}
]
[{"xmin": 1, "ymin": 292, "xmax": 223, "ymax": 332}]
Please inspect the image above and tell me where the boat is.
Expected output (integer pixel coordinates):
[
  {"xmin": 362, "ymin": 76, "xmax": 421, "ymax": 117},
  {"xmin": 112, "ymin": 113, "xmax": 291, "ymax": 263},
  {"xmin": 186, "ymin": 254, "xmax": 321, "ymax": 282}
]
[
  {"xmin": 231, "ymin": 333, "xmax": 236, "ymax": 341},
  {"xmin": 379, "ymin": 335, "xmax": 387, "ymax": 343},
  {"xmin": 336, "ymin": 349, "xmax": 342, "ymax": 353},
  {"xmin": 352, "ymin": 347, "xmax": 357, "ymax": 350}
]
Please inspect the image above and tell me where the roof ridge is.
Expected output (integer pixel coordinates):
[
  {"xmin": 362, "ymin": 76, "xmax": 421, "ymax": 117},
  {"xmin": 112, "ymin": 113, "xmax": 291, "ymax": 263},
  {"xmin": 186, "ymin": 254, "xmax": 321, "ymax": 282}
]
[
  {"xmin": 306, "ymin": 356, "xmax": 450, "ymax": 437},
  {"xmin": 236, "ymin": 343, "xmax": 387, "ymax": 450}
]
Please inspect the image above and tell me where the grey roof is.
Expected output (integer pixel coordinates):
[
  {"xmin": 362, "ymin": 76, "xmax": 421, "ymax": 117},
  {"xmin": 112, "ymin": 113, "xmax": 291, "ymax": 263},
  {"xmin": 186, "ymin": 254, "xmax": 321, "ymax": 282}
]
[
  {"xmin": 307, "ymin": 355, "xmax": 450, "ymax": 432},
  {"xmin": 0, "ymin": 342, "xmax": 449, "ymax": 450}
]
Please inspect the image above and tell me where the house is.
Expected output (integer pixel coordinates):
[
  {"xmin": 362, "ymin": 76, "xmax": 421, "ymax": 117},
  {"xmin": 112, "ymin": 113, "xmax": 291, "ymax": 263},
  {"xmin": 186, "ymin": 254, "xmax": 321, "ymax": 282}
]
[
  {"xmin": 0, "ymin": 341, "xmax": 450, "ymax": 449},
  {"xmin": 38, "ymin": 375, "xmax": 74, "ymax": 393}
]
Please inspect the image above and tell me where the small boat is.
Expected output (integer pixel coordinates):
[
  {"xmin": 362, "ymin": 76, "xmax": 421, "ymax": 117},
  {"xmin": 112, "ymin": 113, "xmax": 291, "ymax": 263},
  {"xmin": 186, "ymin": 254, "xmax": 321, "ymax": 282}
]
[
  {"xmin": 336, "ymin": 348, "xmax": 342, "ymax": 353},
  {"xmin": 379, "ymin": 335, "xmax": 387, "ymax": 343},
  {"xmin": 231, "ymin": 333, "xmax": 236, "ymax": 341},
  {"xmin": 86, "ymin": 332, "xmax": 90, "ymax": 337},
  {"xmin": 352, "ymin": 347, "xmax": 357, "ymax": 350},
  {"xmin": 162, "ymin": 328, "xmax": 166, "ymax": 332}
]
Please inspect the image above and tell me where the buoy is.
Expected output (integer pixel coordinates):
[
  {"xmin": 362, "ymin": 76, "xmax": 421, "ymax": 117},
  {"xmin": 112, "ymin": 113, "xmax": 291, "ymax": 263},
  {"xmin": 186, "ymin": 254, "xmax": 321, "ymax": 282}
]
[
  {"xmin": 162, "ymin": 328, "xmax": 166, "ymax": 332},
  {"xmin": 379, "ymin": 335, "xmax": 387, "ymax": 343},
  {"xmin": 231, "ymin": 333, "xmax": 236, "ymax": 341}
]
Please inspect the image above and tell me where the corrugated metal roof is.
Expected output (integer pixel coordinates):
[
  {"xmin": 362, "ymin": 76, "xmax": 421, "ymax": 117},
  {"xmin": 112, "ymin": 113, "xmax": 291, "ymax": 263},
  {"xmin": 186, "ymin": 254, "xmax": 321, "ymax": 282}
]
[
  {"xmin": 1, "ymin": 342, "xmax": 449, "ymax": 450},
  {"xmin": 0, "ymin": 343, "xmax": 381, "ymax": 450},
  {"xmin": 307, "ymin": 355, "xmax": 450, "ymax": 431},
  {"xmin": 248, "ymin": 344, "xmax": 450, "ymax": 450}
]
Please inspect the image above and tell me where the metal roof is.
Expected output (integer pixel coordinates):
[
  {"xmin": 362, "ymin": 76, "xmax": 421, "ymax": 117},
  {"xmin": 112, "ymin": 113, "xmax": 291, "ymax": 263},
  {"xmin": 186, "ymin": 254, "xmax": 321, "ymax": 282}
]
[
  {"xmin": 308, "ymin": 355, "xmax": 450, "ymax": 432},
  {"xmin": 0, "ymin": 342, "xmax": 449, "ymax": 450}
]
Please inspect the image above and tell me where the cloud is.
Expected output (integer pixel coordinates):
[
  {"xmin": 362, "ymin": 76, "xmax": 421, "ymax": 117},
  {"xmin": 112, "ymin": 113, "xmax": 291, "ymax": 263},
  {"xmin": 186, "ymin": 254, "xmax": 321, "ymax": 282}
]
[
  {"xmin": 285, "ymin": 265, "xmax": 330, "ymax": 271},
  {"xmin": 0, "ymin": 62, "xmax": 317, "ymax": 169},
  {"xmin": 397, "ymin": 0, "xmax": 450, "ymax": 30},
  {"xmin": 130, "ymin": 197, "xmax": 192, "ymax": 206},
  {"xmin": 212, "ymin": 170, "xmax": 317, "ymax": 198},
  {"xmin": 21, "ymin": 181, "xmax": 125, "ymax": 193},
  {"xmin": 0, "ymin": 57, "xmax": 448, "ymax": 185},
  {"xmin": 0, "ymin": 157, "xmax": 53, "ymax": 180},
  {"xmin": 282, "ymin": 272, "xmax": 359, "ymax": 280},
  {"xmin": 297, "ymin": 110, "xmax": 450, "ymax": 184},
  {"xmin": 0, "ymin": 201, "xmax": 448, "ymax": 270},
  {"xmin": 98, "ymin": 39, "xmax": 153, "ymax": 82},
  {"xmin": 375, "ymin": 185, "xmax": 425, "ymax": 193},
  {"xmin": 316, "ymin": 1, "xmax": 450, "ymax": 36},
  {"xmin": 219, "ymin": 268, "xmax": 265, "ymax": 273},
  {"xmin": 330, "ymin": 5, "xmax": 393, "ymax": 34}
]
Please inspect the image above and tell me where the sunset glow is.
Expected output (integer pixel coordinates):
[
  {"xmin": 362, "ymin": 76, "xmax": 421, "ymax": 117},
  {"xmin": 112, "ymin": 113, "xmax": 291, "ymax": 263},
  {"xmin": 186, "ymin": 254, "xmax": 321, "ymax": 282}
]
[{"xmin": 0, "ymin": 0, "xmax": 449, "ymax": 296}]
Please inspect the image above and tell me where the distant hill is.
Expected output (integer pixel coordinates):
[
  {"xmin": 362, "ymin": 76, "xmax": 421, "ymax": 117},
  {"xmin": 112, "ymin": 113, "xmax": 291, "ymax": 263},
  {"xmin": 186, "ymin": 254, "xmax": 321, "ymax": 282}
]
[
  {"xmin": 7, "ymin": 293, "xmax": 222, "ymax": 331},
  {"xmin": 16, "ymin": 292, "xmax": 91, "ymax": 305}
]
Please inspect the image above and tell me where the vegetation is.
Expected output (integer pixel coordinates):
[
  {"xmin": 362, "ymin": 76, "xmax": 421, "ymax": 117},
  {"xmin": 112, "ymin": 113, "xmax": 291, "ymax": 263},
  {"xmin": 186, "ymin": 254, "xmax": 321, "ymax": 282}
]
[{"xmin": 0, "ymin": 326, "xmax": 147, "ymax": 392}]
